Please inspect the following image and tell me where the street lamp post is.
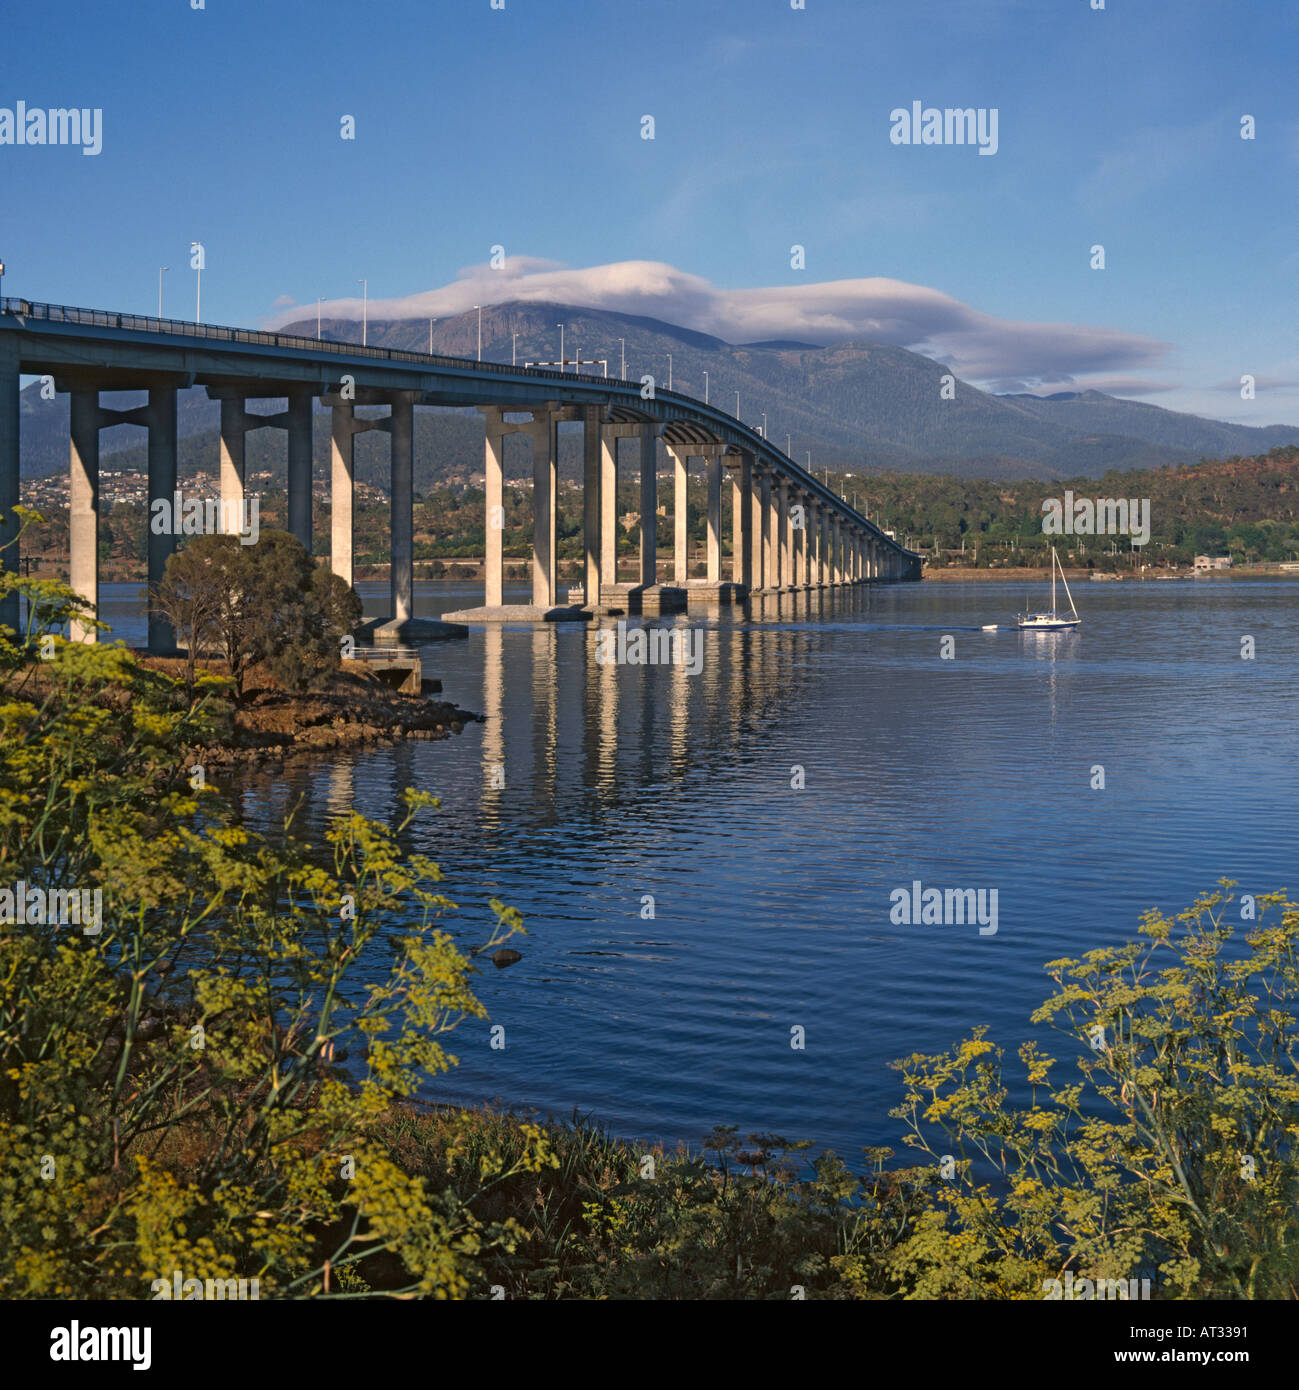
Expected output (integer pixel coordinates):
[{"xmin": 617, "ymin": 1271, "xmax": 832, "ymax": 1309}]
[
  {"xmin": 735, "ymin": 390, "xmax": 741, "ymax": 418},
  {"xmin": 761, "ymin": 412, "xmax": 767, "ymax": 439},
  {"xmin": 512, "ymin": 331, "xmax": 518, "ymax": 366},
  {"xmin": 190, "ymin": 243, "xmax": 202, "ymax": 323},
  {"xmin": 557, "ymin": 323, "xmax": 564, "ymax": 373},
  {"xmin": 358, "ymin": 279, "xmax": 367, "ymax": 346},
  {"xmin": 317, "ymin": 296, "xmax": 325, "ymax": 339},
  {"xmin": 429, "ymin": 318, "xmax": 437, "ymax": 353},
  {"xmin": 703, "ymin": 370, "xmax": 709, "ymax": 403},
  {"xmin": 157, "ymin": 266, "xmax": 168, "ymax": 318},
  {"xmin": 665, "ymin": 354, "xmax": 672, "ymax": 390},
  {"xmin": 618, "ymin": 338, "xmax": 625, "ymax": 378},
  {"xmin": 475, "ymin": 305, "xmax": 482, "ymax": 361}
]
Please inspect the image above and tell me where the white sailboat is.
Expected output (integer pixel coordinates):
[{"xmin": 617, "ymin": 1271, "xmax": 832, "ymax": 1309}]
[{"xmin": 1017, "ymin": 546, "xmax": 1081, "ymax": 630}]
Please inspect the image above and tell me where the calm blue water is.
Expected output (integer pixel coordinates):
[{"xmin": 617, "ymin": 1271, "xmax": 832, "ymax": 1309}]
[{"xmin": 97, "ymin": 577, "xmax": 1298, "ymax": 1160}]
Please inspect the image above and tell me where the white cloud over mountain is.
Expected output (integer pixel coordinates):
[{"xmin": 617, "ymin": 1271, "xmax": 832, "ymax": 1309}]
[{"xmin": 268, "ymin": 257, "xmax": 1170, "ymax": 391}]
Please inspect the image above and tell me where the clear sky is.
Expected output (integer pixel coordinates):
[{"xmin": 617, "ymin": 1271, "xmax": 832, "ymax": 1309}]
[{"xmin": 3, "ymin": 0, "xmax": 1297, "ymax": 422}]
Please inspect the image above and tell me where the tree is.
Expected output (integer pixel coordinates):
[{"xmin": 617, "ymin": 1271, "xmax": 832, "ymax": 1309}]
[
  {"xmin": 155, "ymin": 529, "xmax": 360, "ymax": 699},
  {"xmin": 150, "ymin": 541, "xmax": 227, "ymax": 696}
]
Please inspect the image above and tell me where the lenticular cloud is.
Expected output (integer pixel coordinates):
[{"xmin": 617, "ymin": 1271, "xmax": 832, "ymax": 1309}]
[{"xmin": 276, "ymin": 257, "xmax": 1168, "ymax": 387}]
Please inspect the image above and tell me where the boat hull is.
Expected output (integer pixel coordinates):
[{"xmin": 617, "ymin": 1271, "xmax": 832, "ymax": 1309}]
[{"xmin": 1017, "ymin": 616, "xmax": 1081, "ymax": 630}]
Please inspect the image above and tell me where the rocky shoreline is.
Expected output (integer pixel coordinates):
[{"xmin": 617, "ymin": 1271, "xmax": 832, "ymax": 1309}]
[{"xmin": 135, "ymin": 656, "xmax": 482, "ymax": 770}]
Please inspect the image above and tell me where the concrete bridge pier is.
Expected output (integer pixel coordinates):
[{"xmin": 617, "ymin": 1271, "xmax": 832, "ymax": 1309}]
[
  {"xmin": 727, "ymin": 450, "xmax": 753, "ymax": 593},
  {"xmin": 146, "ymin": 386, "xmax": 178, "ymax": 651},
  {"xmin": 599, "ymin": 422, "xmax": 620, "ymax": 594},
  {"xmin": 749, "ymin": 463, "xmax": 769, "ymax": 593},
  {"xmin": 582, "ymin": 405, "xmax": 602, "ymax": 608},
  {"xmin": 68, "ymin": 389, "xmax": 101, "ymax": 643},
  {"xmin": 371, "ymin": 392, "xmax": 416, "ymax": 636},
  {"xmin": 668, "ymin": 443, "xmax": 690, "ymax": 586},
  {"xmin": 639, "ymin": 423, "xmax": 657, "ymax": 587},
  {"xmin": 705, "ymin": 450, "xmax": 723, "ymax": 583},
  {"xmin": 530, "ymin": 410, "xmax": 557, "ymax": 608},
  {"xmin": 776, "ymin": 481, "xmax": 795, "ymax": 591},
  {"xmin": 287, "ymin": 389, "xmax": 313, "ymax": 551},
  {"xmin": 326, "ymin": 397, "xmax": 357, "ymax": 591}
]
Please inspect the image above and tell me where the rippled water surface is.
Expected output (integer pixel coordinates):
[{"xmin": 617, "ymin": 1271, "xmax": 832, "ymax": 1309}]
[{"xmin": 100, "ymin": 577, "xmax": 1299, "ymax": 1159}]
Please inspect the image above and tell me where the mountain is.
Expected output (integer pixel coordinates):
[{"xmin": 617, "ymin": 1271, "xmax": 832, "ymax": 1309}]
[{"xmin": 16, "ymin": 301, "xmax": 1299, "ymax": 486}]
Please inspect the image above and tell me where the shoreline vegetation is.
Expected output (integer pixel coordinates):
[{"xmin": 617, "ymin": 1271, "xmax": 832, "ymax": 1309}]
[{"xmin": 2, "ymin": 517, "xmax": 1297, "ymax": 1300}]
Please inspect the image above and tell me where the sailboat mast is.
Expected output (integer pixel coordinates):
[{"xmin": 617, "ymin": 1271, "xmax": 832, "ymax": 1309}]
[
  {"xmin": 1052, "ymin": 547, "xmax": 1057, "ymax": 613},
  {"xmin": 1058, "ymin": 550, "xmax": 1079, "ymax": 617}
]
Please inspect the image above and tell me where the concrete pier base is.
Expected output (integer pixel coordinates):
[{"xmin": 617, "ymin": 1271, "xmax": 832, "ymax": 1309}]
[
  {"xmin": 440, "ymin": 603, "xmax": 592, "ymax": 624},
  {"xmin": 683, "ymin": 580, "xmax": 747, "ymax": 604},
  {"xmin": 567, "ymin": 582, "xmax": 688, "ymax": 615},
  {"xmin": 359, "ymin": 615, "xmax": 469, "ymax": 642}
]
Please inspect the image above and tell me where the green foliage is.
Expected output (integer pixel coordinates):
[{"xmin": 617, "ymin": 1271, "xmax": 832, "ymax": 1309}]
[
  {"xmin": 887, "ymin": 883, "xmax": 1299, "ymax": 1299},
  {"xmin": 154, "ymin": 529, "xmax": 360, "ymax": 698},
  {"xmin": 0, "ymin": 559, "xmax": 537, "ymax": 1299}
]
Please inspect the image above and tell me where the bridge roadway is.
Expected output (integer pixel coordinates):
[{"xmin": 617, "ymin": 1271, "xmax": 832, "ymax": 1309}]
[{"xmin": 0, "ymin": 298, "xmax": 921, "ymax": 648}]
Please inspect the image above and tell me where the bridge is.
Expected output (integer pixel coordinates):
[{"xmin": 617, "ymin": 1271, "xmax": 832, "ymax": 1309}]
[{"xmin": 0, "ymin": 298, "xmax": 922, "ymax": 649}]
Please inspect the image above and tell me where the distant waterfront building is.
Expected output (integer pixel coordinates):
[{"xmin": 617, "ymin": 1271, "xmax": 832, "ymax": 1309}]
[{"xmin": 1194, "ymin": 555, "xmax": 1232, "ymax": 570}]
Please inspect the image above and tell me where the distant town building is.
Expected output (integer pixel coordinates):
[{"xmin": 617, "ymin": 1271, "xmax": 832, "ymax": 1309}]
[{"xmin": 1194, "ymin": 555, "xmax": 1232, "ymax": 570}]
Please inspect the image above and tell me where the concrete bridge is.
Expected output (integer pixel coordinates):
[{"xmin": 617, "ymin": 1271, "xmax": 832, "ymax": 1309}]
[{"xmin": 0, "ymin": 297, "xmax": 921, "ymax": 648}]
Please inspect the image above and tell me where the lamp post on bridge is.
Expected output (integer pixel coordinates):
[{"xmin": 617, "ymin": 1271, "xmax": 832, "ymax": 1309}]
[
  {"xmin": 317, "ymin": 297, "xmax": 325, "ymax": 339},
  {"xmin": 358, "ymin": 279, "xmax": 367, "ymax": 346},
  {"xmin": 618, "ymin": 338, "xmax": 626, "ymax": 378},
  {"xmin": 157, "ymin": 266, "xmax": 168, "ymax": 318},
  {"xmin": 512, "ymin": 331, "xmax": 518, "ymax": 365},
  {"xmin": 557, "ymin": 323, "xmax": 564, "ymax": 373},
  {"xmin": 190, "ymin": 243, "xmax": 202, "ymax": 323},
  {"xmin": 475, "ymin": 305, "xmax": 482, "ymax": 361},
  {"xmin": 665, "ymin": 354, "xmax": 672, "ymax": 390},
  {"xmin": 703, "ymin": 370, "xmax": 709, "ymax": 403}
]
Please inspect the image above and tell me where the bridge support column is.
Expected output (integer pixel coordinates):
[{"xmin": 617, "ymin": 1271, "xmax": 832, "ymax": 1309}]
[
  {"xmin": 820, "ymin": 512, "xmax": 832, "ymax": 587},
  {"xmin": 639, "ymin": 426, "xmax": 657, "ymax": 587},
  {"xmin": 482, "ymin": 409, "xmax": 505, "ymax": 607},
  {"xmin": 531, "ymin": 413, "xmax": 557, "ymax": 608},
  {"xmin": 832, "ymin": 518, "xmax": 843, "ymax": 586},
  {"xmin": 728, "ymin": 451, "xmax": 752, "ymax": 590},
  {"xmin": 583, "ymin": 405, "xmax": 602, "ymax": 607},
  {"xmin": 670, "ymin": 445, "xmax": 690, "ymax": 585},
  {"xmin": 705, "ymin": 452, "xmax": 722, "ymax": 583},
  {"xmin": 600, "ymin": 426, "xmax": 618, "ymax": 590},
  {"xmin": 763, "ymin": 471, "xmax": 777, "ymax": 590},
  {"xmin": 389, "ymin": 394, "xmax": 414, "ymax": 628},
  {"xmin": 777, "ymin": 480, "xmax": 793, "ymax": 590},
  {"xmin": 330, "ymin": 400, "xmax": 356, "ymax": 590},
  {"xmin": 0, "ymin": 336, "xmax": 18, "ymax": 636},
  {"xmin": 69, "ymin": 388, "xmax": 101, "ymax": 644},
  {"xmin": 287, "ymin": 389, "xmax": 313, "ymax": 552},
  {"xmin": 146, "ymin": 386, "xmax": 178, "ymax": 653},
  {"xmin": 750, "ymin": 465, "xmax": 767, "ymax": 592},
  {"xmin": 219, "ymin": 397, "xmax": 250, "ymax": 535}
]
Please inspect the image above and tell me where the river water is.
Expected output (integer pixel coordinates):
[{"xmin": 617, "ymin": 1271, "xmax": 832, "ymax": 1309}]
[{"xmin": 97, "ymin": 577, "xmax": 1297, "ymax": 1160}]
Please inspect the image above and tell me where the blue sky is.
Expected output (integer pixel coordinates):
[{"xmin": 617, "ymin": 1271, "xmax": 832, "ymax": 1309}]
[{"xmin": 3, "ymin": 0, "xmax": 1297, "ymax": 421}]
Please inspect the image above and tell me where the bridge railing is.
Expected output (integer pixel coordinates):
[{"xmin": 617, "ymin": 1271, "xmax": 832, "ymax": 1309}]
[{"xmin": 0, "ymin": 296, "xmax": 918, "ymax": 558}]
